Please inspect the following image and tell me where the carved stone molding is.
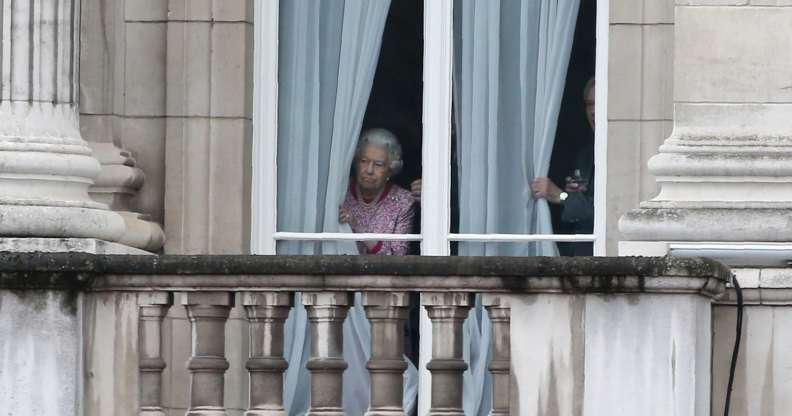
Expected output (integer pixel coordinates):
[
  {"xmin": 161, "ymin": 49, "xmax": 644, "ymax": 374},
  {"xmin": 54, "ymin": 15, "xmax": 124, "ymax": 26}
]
[{"xmin": 89, "ymin": 142, "xmax": 165, "ymax": 252}]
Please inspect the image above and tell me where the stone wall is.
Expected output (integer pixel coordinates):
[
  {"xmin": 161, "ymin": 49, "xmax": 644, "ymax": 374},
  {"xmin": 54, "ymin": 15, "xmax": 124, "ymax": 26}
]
[
  {"xmin": 80, "ymin": 0, "xmax": 168, "ymax": 227},
  {"xmin": 0, "ymin": 292, "xmax": 82, "ymax": 416},
  {"xmin": 79, "ymin": 0, "xmax": 254, "ymax": 254},
  {"xmin": 164, "ymin": 0, "xmax": 254, "ymax": 254},
  {"xmin": 712, "ymin": 268, "xmax": 792, "ymax": 416},
  {"xmin": 606, "ymin": 0, "xmax": 674, "ymax": 254}
]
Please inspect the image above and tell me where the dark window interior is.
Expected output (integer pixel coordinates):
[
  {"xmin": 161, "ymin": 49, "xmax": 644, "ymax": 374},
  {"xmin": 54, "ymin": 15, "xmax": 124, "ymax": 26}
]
[
  {"xmin": 550, "ymin": 0, "xmax": 597, "ymax": 254},
  {"xmin": 362, "ymin": 1, "xmax": 424, "ymax": 191}
]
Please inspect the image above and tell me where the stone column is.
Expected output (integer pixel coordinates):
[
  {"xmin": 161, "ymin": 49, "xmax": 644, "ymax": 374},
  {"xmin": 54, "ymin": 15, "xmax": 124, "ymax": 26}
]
[
  {"xmin": 138, "ymin": 292, "xmax": 173, "ymax": 416},
  {"xmin": 182, "ymin": 292, "xmax": 235, "ymax": 416},
  {"xmin": 619, "ymin": 2, "xmax": 792, "ymax": 253},
  {"xmin": 362, "ymin": 292, "xmax": 410, "ymax": 416},
  {"xmin": 421, "ymin": 292, "xmax": 473, "ymax": 416},
  {"xmin": 0, "ymin": 0, "xmax": 124, "ymax": 242},
  {"xmin": 241, "ymin": 292, "xmax": 293, "ymax": 416},
  {"xmin": 303, "ymin": 292, "xmax": 353, "ymax": 416}
]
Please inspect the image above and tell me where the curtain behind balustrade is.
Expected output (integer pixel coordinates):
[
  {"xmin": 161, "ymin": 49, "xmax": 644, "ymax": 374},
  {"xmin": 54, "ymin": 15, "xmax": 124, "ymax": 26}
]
[
  {"xmin": 277, "ymin": 1, "xmax": 419, "ymax": 415},
  {"xmin": 453, "ymin": 0, "xmax": 579, "ymax": 414}
]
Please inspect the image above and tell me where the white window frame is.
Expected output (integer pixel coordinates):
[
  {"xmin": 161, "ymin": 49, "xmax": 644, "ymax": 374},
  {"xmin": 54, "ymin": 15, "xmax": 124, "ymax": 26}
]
[{"xmin": 251, "ymin": 0, "xmax": 608, "ymax": 257}]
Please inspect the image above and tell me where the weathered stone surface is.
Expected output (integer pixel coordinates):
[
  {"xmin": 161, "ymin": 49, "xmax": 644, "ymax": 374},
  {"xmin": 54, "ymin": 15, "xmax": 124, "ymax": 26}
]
[
  {"xmin": 585, "ymin": 293, "xmax": 712, "ymax": 415},
  {"xmin": 0, "ymin": 254, "xmax": 730, "ymax": 296},
  {"xmin": 712, "ymin": 303, "xmax": 792, "ymax": 415},
  {"xmin": 0, "ymin": 291, "xmax": 82, "ymax": 416},
  {"xmin": 0, "ymin": 238, "xmax": 149, "ymax": 255}
]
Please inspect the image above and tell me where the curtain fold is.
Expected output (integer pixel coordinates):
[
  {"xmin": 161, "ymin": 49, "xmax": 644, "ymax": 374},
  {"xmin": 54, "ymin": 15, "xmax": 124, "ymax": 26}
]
[
  {"xmin": 455, "ymin": 0, "xmax": 579, "ymax": 256},
  {"xmin": 277, "ymin": 1, "xmax": 416, "ymax": 415},
  {"xmin": 453, "ymin": 0, "xmax": 579, "ymax": 414},
  {"xmin": 530, "ymin": 0, "xmax": 581, "ymax": 256}
]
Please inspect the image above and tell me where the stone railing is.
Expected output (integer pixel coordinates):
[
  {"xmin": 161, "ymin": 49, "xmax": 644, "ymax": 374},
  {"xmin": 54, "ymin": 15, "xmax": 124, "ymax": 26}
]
[{"xmin": 0, "ymin": 254, "xmax": 730, "ymax": 415}]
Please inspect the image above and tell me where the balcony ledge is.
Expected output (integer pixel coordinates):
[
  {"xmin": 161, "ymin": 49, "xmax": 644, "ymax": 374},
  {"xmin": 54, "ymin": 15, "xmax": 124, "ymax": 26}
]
[{"xmin": 0, "ymin": 253, "xmax": 729, "ymax": 297}]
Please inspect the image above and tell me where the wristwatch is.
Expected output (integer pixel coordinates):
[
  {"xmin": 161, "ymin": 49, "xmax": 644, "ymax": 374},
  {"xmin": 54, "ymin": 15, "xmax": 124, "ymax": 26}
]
[{"xmin": 559, "ymin": 191, "xmax": 568, "ymax": 202}]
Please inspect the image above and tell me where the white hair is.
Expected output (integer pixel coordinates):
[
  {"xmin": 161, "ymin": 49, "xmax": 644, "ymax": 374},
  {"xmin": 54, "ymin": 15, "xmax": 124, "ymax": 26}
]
[{"xmin": 355, "ymin": 128, "xmax": 404, "ymax": 174}]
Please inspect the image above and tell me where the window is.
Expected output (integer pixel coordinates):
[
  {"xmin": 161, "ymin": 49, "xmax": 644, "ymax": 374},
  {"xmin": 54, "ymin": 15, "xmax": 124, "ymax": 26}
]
[{"xmin": 251, "ymin": 0, "xmax": 608, "ymax": 257}]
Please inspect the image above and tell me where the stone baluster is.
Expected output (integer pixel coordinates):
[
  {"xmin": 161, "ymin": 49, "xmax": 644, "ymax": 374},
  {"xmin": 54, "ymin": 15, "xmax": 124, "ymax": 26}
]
[
  {"xmin": 241, "ymin": 292, "xmax": 294, "ymax": 416},
  {"xmin": 484, "ymin": 297, "xmax": 511, "ymax": 416},
  {"xmin": 181, "ymin": 292, "xmax": 235, "ymax": 416},
  {"xmin": 138, "ymin": 292, "xmax": 173, "ymax": 416},
  {"xmin": 362, "ymin": 292, "xmax": 410, "ymax": 416},
  {"xmin": 422, "ymin": 292, "xmax": 473, "ymax": 416},
  {"xmin": 0, "ymin": 0, "xmax": 125, "ymax": 242},
  {"xmin": 303, "ymin": 292, "xmax": 353, "ymax": 416}
]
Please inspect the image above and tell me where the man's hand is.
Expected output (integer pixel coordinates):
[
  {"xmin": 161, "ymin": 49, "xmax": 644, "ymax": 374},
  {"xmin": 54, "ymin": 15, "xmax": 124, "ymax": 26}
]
[
  {"xmin": 564, "ymin": 176, "xmax": 588, "ymax": 193},
  {"xmin": 531, "ymin": 177, "xmax": 563, "ymax": 204},
  {"xmin": 410, "ymin": 179, "xmax": 422, "ymax": 199}
]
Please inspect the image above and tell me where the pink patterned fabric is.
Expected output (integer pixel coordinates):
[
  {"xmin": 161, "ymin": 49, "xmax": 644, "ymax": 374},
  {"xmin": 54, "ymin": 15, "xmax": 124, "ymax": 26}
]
[{"xmin": 341, "ymin": 180, "xmax": 417, "ymax": 255}]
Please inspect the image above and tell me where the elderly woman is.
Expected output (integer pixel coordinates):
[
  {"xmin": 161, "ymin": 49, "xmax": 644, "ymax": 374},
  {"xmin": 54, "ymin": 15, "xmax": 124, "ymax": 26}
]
[{"xmin": 339, "ymin": 128, "xmax": 416, "ymax": 255}]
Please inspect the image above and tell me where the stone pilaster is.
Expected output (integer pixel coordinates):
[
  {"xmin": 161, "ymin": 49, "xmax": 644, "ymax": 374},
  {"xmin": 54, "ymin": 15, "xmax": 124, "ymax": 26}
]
[
  {"xmin": 164, "ymin": 2, "xmax": 253, "ymax": 254},
  {"xmin": 619, "ymin": 3, "xmax": 792, "ymax": 251},
  {"xmin": 0, "ymin": 0, "xmax": 124, "ymax": 241}
]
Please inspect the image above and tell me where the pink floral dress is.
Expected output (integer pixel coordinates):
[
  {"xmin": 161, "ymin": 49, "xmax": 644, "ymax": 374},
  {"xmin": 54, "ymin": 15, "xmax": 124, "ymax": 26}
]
[{"xmin": 341, "ymin": 180, "xmax": 417, "ymax": 255}]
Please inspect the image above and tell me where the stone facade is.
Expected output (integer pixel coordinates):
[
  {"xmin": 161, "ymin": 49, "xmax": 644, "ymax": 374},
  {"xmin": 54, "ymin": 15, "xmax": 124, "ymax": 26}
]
[
  {"xmin": 79, "ymin": 0, "xmax": 253, "ymax": 254},
  {"xmin": 75, "ymin": 0, "xmax": 678, "ymax": 256},
  {"xmin": 620, "ymin": 2, "xmax": 792, "ymax": 246},
  {"xmin": 4, "ymin": 0, "xmax": 792, "ymax": 415},
  {"xmin": 606, "ymin": 0, "xmax": 675, "ymax": 254}
]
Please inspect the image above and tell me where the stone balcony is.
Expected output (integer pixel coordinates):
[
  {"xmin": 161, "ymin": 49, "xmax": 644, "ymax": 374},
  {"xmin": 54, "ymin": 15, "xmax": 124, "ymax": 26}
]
[{"xmin": 0, "ymin": 254, "xmax": 729, "ymax": 415}]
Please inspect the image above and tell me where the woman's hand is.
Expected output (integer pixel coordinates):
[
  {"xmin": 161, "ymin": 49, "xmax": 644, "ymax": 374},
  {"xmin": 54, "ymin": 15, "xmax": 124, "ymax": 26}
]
[
  {"xmin": 531, "ymin": 177, "xmax": 563, "ymax": 204},
  {"xmin": 410, "ymin": 179, "xmax": 422, "ymax": 199},
  {"xmin": 339, "ymin": 208, "xmax": 351, "ymax": 224}
]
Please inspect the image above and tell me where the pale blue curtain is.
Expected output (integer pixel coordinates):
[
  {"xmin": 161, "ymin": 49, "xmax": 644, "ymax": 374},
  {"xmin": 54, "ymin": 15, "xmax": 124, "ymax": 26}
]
[
  {"xmin": 453, "ymin": 0, "xmax": 579, "ymax": 414},
  {"xmin": 277, "ymin": 1, "xmax": 418, "ymax": 415},
  {"xmin": 531, "ymin": 0, "xmax": 580, "ymax": 255}
]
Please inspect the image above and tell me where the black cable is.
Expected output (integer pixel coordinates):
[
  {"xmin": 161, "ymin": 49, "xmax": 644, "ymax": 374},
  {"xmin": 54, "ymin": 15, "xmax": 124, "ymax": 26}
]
[{"xmin": 723, "ymin": 274, "xmax": 743, "ymax": 416}]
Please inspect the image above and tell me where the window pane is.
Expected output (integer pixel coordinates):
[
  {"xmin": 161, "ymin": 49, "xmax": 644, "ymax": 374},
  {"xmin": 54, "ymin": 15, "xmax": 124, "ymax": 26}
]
[
  {"xmin": 275, "ymin": 1, "xmax": 423, "ymax": 255},
  {"xmin": 452, "ymin": 0, "xmax": 596, "ymax": 256}
]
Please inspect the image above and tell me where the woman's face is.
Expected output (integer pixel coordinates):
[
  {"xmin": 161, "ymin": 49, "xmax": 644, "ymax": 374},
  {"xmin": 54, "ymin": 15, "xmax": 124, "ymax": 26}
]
[{"xmin": 356, "ymin": 144, "xmax": 391, "ymax": 194}]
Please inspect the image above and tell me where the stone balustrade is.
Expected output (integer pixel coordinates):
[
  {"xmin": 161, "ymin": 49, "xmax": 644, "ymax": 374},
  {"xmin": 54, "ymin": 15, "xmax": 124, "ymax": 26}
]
[{"xmin": 0, "ymin": 254, "xmax": 729, "ymax": 415}]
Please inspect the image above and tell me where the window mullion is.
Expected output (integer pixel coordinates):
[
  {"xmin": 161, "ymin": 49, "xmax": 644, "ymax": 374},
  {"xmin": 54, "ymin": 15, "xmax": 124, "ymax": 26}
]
[
  {"xmin": 250, "ymin": 0, "xmax": 279, "ymax": 255},
  {"xmin": 420, "ymin": 0, "xmax": 453, "ymax": 256},
  {"xmin": 593, "ymin": 0, "xmax": 609, "ymax": 256}
]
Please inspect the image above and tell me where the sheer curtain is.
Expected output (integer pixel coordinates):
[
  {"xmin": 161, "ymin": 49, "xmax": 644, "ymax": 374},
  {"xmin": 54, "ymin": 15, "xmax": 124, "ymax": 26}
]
[
  {"xmin": 277, "ymin": 1, "xmax": 419, "ymax": 415},
  {"xmin": 454, "ymin": 0, "xmax": 579, "ymax": 414}
]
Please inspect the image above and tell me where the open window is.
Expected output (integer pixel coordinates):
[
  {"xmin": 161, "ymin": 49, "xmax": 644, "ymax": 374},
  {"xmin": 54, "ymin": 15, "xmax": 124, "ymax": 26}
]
[{"xmin": 252, "ymin": 0, "xmax": 607, "ymax": 256}]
